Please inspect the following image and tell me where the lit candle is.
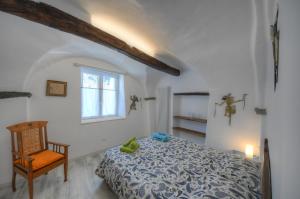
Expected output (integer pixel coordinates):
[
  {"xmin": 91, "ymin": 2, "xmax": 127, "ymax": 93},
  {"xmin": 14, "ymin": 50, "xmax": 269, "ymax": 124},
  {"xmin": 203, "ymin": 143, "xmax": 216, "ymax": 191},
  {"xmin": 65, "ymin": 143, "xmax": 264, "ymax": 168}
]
[{"xmin": 245, "ymin": 144, "xmax": 254, "ymax": 159}]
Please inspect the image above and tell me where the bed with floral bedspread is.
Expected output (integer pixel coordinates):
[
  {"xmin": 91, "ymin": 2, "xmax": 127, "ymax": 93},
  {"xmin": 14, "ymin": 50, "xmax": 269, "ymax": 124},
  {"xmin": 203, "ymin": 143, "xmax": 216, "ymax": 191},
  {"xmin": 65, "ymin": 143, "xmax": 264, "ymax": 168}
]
[{"xmin": 95, "ymin": 137, "xmax": 261, "ymax": 199}]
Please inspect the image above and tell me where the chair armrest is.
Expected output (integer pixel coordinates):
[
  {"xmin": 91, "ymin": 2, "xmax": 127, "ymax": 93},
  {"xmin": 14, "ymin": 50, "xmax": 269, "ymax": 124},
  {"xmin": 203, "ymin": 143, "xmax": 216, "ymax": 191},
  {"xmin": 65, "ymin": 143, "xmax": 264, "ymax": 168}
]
[
  {"xmin": 47, "ymin": 141, "xmax": 70, "ymax": 155},
  {"xmin": 12, "ymin": 152, "xmax": 34, "ymax": 171},
  {"xmin": 23, "ymin": 155, "xmax": 34, "ymax": 162},
  {"xmin": 47, "ymin": 141, "xmax": 70, "ymax": 148},
  {"xmin": 12, "ymin": 152, "xmax": 34, "ymax": 162}
]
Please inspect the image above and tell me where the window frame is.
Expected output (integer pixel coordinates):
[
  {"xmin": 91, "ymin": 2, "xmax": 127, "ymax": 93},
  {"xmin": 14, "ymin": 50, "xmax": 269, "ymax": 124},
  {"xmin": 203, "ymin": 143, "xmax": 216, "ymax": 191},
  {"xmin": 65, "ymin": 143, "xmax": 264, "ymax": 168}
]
[
  {"xmin": 100, "ymin": 72, "xmax": 120, "ymax": 117},
  {"xmin": 80, "ymin": 67, "xmax": 125, "ymax": 123}
]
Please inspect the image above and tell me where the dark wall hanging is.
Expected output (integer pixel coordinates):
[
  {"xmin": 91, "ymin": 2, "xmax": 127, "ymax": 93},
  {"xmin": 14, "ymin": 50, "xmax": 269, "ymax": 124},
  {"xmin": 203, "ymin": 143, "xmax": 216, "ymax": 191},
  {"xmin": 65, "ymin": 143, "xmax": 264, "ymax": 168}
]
[
  {"xmin": 128, "ymin": 95, "xmax": 141, "ymax": 115},
  {"xmin": 271, "ymin": 6, "xmax": 280, "ymax": 91},
  {"xmin": 144, "ymin": 97, "xmax": 156, "ymax": 101},
  {"xmin": 0, "ymin": 91, "xmax": 32, "ymax": 99}
]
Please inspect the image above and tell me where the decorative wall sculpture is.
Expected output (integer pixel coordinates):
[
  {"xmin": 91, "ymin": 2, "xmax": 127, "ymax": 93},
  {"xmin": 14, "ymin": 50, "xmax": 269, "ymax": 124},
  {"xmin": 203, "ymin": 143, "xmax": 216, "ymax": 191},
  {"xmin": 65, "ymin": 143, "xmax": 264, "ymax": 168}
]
[
  {"xmin": 271, "ymin": 6, "xmax": 280, "ymax": 91},
  {"xmin": 214, "ymin": 93, "xmax": 247, "ymax": 125},
  {"xmin": 128, "ymin": 95, "xmax": 140, "ymax": 115},
  {"xmin": 0, "ymin": 91, "xmax": 32, "ymax": 99}
]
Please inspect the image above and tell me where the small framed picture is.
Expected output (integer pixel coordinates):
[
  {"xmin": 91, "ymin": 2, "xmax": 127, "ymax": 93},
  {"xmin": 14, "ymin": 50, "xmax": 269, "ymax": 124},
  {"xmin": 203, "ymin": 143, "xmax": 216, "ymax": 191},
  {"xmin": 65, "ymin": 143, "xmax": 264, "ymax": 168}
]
[{"xmin": 46, "ymin": 80, "xmax": 67, "ymax": 97}]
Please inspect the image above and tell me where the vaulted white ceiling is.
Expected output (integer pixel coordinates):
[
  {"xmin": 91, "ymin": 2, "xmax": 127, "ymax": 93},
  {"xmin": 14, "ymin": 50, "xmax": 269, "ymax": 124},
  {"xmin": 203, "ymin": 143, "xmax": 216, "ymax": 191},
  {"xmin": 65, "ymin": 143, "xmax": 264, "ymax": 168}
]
[{"xmin": 0, "ymin": 0, "xmax": 264, "ymax": 99}]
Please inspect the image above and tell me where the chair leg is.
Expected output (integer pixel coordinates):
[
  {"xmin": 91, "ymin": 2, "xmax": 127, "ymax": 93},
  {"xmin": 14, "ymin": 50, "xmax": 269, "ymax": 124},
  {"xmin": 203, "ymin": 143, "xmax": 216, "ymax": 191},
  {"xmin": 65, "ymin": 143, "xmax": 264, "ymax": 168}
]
[
  {"xmin": 28, "ymin": 174, "xmax": 33, "ymax": 199},
  {"xmin": 64, "ymin": 159, "xmax": 68, "ymax": 182},
  {"xmin": 12, "ymin": 170, "xmax": 16, "ymax": 192}
]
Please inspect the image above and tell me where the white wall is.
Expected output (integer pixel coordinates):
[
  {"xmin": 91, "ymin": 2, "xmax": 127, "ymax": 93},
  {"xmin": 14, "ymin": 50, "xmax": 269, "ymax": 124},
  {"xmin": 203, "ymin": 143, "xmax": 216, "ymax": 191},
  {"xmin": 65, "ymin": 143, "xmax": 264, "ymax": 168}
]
[
  {"xmin": 28, "ymin": 57, "xmax": 148, "ymax": 155},
  {"xmin": 3, "ymin": 1, "xmax": 297, "ymax": 196},
  {"xmin": 173, "ymin": 96, "xmax": 209, "ymax": 119},
  {"xmin": 146, "ymin": 69, "xmax": 209, "ymax": 133},
  {"xmin": 0, "ymin": 7, "xmax": 151, "ymax": 185},
  {"xmin": 0, "ymin": 98, "xmax": 27, "ymax": 184},
  {"xmin": 206, "ymin": 90, "xmax": 260, "ymax": 155},
  {"xmin": 147, "ymin": 52, "xmax": 261, "ymax": 156},
  {"xmin": 147, "ymin": 0, "xmax": 262, "ymax": 154},
  {"xmin": 0, "ymin": 57, "xmax": 148, "ymax": 185},
  {"xmin": 202, "ymin": 0, "xmax": 261, "ymax": 154},
  {"xmin": 0, "ymin": 0, "xmax": 263, "ymax": 156},
  {"xmin": 262, "ymin": 0, "xmax": 300, "ymax": 198}
]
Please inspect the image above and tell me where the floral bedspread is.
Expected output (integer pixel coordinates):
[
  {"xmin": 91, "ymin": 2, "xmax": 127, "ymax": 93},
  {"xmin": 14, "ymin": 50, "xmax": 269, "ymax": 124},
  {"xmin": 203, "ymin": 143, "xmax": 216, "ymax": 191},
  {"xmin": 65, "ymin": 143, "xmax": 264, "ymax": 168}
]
[{"xmin": 95, "ymin": 137, "xmax": 261, "ymax": 199}]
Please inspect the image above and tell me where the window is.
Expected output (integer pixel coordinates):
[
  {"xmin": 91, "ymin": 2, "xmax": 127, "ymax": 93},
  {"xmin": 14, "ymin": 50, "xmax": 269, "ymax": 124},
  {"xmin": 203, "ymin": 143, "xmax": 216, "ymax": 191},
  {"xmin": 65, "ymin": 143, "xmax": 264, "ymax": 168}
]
[{"xmin": 81, "ymin": 67, "xmax": 125, "ymax": 123}]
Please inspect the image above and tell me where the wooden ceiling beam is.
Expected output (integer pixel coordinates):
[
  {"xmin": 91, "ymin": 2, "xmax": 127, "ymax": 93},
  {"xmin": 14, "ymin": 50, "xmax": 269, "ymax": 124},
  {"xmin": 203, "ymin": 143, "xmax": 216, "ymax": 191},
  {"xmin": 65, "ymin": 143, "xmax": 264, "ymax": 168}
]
[{"xmin": 0, "ymin": 0, "xmax": 180, "ymax": 76}]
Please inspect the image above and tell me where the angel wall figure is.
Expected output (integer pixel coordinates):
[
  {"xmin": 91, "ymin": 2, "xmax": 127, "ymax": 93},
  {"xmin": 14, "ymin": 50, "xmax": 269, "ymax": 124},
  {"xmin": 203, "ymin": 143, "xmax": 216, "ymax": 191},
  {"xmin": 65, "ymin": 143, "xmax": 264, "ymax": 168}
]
[{"xmin": 214, "ymin": 93, "xmax": 247, "ymax": 125}]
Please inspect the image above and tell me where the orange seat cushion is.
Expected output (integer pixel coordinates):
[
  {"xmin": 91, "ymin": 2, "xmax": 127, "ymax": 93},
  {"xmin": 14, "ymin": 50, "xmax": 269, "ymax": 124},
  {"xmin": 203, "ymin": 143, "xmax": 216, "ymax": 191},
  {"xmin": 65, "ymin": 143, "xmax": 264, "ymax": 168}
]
[{"xmin": 15, "ymin": 150, "xmax": 64, "ymax": 171}]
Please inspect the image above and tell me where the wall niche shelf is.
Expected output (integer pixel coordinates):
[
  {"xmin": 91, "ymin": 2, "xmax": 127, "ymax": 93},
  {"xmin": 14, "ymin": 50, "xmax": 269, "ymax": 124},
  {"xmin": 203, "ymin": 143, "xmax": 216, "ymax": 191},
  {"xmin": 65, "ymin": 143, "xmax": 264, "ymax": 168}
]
[
  {"xmin": 173, "ymin": 115, "xmax": 207, "ymax": 123},
  {"xmin": 173, "ymin": 127, "xmax": 206, "ymax": 137},
  {"xmin": 172, "ymin": 91, "xmax": 209, "ymax": 141}
]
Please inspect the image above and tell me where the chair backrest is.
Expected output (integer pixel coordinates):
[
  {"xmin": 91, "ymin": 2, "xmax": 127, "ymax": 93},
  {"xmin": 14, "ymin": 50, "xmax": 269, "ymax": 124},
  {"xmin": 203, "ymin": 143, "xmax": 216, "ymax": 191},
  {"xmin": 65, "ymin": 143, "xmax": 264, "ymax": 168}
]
[{"xmin": 7, "ymin": 121, "xmax": 48, "ymax": 158}]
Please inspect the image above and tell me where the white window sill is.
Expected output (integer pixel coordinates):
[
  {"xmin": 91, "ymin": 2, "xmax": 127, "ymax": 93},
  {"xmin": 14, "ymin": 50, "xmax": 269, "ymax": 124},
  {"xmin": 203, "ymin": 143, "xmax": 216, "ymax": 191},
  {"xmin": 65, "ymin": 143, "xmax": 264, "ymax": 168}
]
[{"xmin": 81, "ymin": 116, "xmax": 126, "ymax": 124}]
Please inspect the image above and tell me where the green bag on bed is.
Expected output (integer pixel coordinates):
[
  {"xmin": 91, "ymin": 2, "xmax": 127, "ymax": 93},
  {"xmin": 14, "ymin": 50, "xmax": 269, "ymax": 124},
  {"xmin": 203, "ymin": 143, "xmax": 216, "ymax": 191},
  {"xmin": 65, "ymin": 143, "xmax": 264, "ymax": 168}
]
[{"xmin": 120, "ymin": 137, "xmax": 140, "ymax": 153}]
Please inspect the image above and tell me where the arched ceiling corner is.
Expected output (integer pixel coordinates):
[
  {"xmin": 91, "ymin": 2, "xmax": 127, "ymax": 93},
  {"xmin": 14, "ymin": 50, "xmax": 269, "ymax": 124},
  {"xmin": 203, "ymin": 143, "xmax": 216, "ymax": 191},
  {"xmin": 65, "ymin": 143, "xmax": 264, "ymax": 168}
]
[{"xmin": 22, "ymin": 43, "xmax": 152, "ymax": 90}]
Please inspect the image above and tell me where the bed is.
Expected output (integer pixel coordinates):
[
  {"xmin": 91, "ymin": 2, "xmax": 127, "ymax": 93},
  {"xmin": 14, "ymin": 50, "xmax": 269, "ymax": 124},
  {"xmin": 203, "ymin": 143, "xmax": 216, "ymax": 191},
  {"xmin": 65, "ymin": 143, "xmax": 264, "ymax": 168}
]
[{"xmin": 95, "ymin": 137, "xmax": 263, "ymax": 199}]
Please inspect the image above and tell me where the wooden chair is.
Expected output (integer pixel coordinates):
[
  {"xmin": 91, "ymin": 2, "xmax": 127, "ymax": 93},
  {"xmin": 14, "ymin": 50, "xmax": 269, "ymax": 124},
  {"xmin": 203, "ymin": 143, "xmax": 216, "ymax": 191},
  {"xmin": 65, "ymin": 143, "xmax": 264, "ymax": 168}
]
[{"xmin": 6, "ymin": 121, "xmax": 70, "ymax": 199}]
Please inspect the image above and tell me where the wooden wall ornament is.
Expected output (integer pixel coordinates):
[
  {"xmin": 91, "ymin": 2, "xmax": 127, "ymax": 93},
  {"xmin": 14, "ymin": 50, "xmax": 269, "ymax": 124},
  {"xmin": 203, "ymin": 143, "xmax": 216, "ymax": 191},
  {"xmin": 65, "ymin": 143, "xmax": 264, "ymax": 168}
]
[
  {"xmin": 271, "ymin": 7, "xmax": 280, "ymax": 91},
  {"xmin": 144, "ymin": 97, "xmax": 156, "ymax": 101},
  {"xmin": 0, "ymin": 0, "xmax": 180, "ymax": 76},
  {"xmin": 255, "ymin": 107, "xmax": 267, "ymax": 115},
  {"xmin": 214, "ymin": 93, "xmax": 247, "ymax": 125},
  {"xmin": 173, "ymin": 92, "xmax": 209, "ymax": 96},
  {"xmin": 0, "ymin": 91, "xmax": 32, "ymax": 99},
  {"xmin": 46, "ymin": 80, "xmax": 67, "ymax": 97},
  {"xmin": 128, "ymin": 95, "xmax": 141, "ymax": 115}
]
